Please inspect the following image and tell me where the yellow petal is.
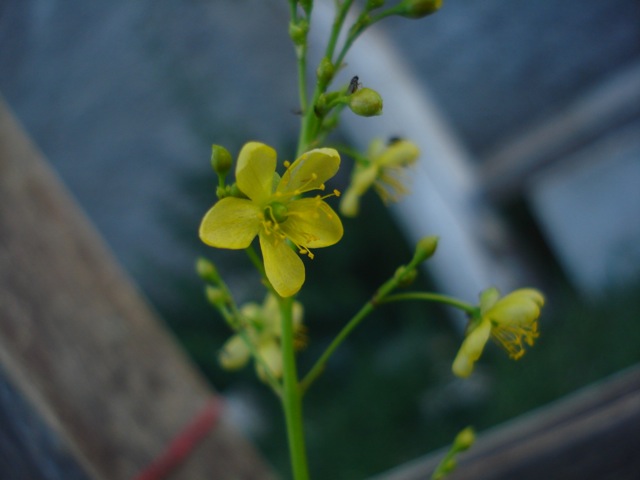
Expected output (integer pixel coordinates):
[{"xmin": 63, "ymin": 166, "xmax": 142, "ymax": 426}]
[
  {"xmin": 261, "ymin": 293, "xmax": 281, "ymax": 333},
  {"xmin": 487, "ymin": 289, "xmax": 544, "ymax": 326},
  {"xmin": 256, "ymin": 339, "xmax": 282, "ymax": 380},
  {"xmin": 339, "ymin": 187, "xmax": 361, "ymax": 217},
  {"xmin": 277, "ymin": 148, "xmax": 340, "ymax": 194},
  {"xmin": 236, "ymin": 142, "xmax": 277, "ymax": 203},
  {"xmin": 452, "ymin": 319, "xmax": 491, "ymax": 378},
  {"xmin": 479, "ymin": 287, "xmax": 501, "ymax": 314},
  {"xmin": 350, "ymin": 164, "xmax": 378, "ymax": 196},
  {"xmin": 507, "ymin": 289, "xmax": 545, "ymax": 307},
  {"xmin": 377, "ymin": 140, "xmax": 419, "ymax": 168},
  {"xmin": 219, "ymin": 335, "xmax": 251, "ymax": 370},
  {"xmin": 259, "ymin": 231, "xmax": 305, "ymax": 297},
  {"xmin": 488, "ymin": 300, "xmax": 541, "ymax": 327},
  {"xmin": 199, "ymin": 197, "xmax": 261, "ymax": 249},
  {"xmin": 282, "ymin": 198, "xmax": 343, "ymax": 248},
  {"xmin": 366, "ymin": 138, "xmax": 386, "ymax": 158}
]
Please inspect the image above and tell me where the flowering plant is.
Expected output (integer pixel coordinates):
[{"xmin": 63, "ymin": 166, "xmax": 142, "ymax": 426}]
[{"xmin": 196, "ymin": 1, "xmax": 544, "ymax": 478}]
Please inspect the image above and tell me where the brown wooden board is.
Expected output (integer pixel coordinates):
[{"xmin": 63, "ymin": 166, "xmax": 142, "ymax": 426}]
[
  {"xmin": 0, "ymin": 95, "xmax": 274, "ymax": 480},
  {"xmin": 373, "ymin": 365, "xmax": 640, "ymax": 480}
]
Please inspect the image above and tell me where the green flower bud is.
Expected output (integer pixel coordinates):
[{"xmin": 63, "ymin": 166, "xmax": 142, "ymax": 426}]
[
  {"xmin": 229, "ymin": 183, "xmax": 247, "ymax": 198},
  {"xmin": 314, "ymin": 93, "xmax": 329, "ymax": 117},
  {"xmin": 414, "ymin": 235, "xmax": 439, "ymax": 263},
  {"xmin": 314, "ymin": 91, "xmax": 342, "ymax": 117},
  {"xmin": 196, "ymin": 257, "xmax": 220, "ymax": 283},
  {"xmin": 316, "ymin": 57, "xmax": 335, "ymax": 86},
  {"xmin": 321, "ymin": 115, "xmax": 339, "ymax": 131},
  {"xmin": 453, "ymin": 426, "xmax": 475, "ymax": 452},
  {"xmin": 289, "ymin": 19, "xmax": 309, "ymax": 46},
  {"xmin": 398, "ymin": 267, "xmax": 418, "ymax": 287},
  {"xmin": 348, "ymin": 87, "xmax": 383, "ymax": 117},
  {"xmin": 215, "ymin": 185, "xmax": 227, "ymax": 199},
  {"xmin": 432, "ymin": 458, "xmax": 456, "ymax": 480},
  {"xmin": 395, "ymin": 0, "xmax": 442, "ymax": 19},
  {"xmin": 219, "ymin": 335, "xmax": 250, "ymax": 370},
  {"xmin": 205, "ymin": 285, "xmax": 228, "ymax": 307},
  {"xmin": 393, "ymin": 265, "xmax": 417, "ymax": 286},
  {"xmin": 210, "ymin": 145, "xmax": 232, "ymax": 177}
]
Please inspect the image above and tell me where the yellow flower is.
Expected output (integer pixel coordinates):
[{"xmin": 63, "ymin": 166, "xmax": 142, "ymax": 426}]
[
  {"xmin": 219, "ymin": 294, "xmax": 305, "ymax": 381},
  {"xmin": 199, "ymin": 142, "xmax": 344, "ymax": 297},
  {"xmin": 452, "ymin": 287, "xmax": 544, "ymax": 378},
  {"xmin": 340, "ymin": 138, "xmax": 419, "ymax": 217}
]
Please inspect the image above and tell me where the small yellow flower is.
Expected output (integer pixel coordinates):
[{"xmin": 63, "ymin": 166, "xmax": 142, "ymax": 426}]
[
  {"xmin": 219, "ymin": 293, "xmax": 306, "ymax": 381},
  {"xmin": 200, "ymin": 142, "xmax": 344, "ymax": 297},
  {"xmin": 340, "ymin": 138, "xmax": 419, "ymax": 217},
  {"xmin": 452, "ymin": 287, "xmax": 544, "ymax": 378}
]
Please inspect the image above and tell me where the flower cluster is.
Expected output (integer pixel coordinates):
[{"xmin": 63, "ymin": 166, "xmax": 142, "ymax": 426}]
[
  {"xmin": 200, "ymin": 142, "xmax": 343, "ymax": 297},
  {"xmin": 219, "ymin": 293, "xmax": 306, "ymax": 381}
]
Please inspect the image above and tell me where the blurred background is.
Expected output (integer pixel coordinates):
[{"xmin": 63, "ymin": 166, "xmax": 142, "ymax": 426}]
[{"xmin": 1, "ymin": 0, "xmax": 640, "ymax": 478}]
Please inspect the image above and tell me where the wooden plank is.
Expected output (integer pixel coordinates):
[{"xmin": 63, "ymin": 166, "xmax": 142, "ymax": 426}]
[
  {"xmin": 373, "ymin": 365, "xmax": 640, "ymax": 480},
  {"xmin": 0, "ymin": 95, "xmax": 273, "ymax": 479}
]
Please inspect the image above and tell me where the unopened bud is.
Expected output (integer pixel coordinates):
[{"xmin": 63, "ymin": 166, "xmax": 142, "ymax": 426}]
[
  {"xmin": 393, "ymin": 265, "xmax": 418, "ymax": 286},
  {"xmin": 219, "ymin": 336, "xmax": 250, "ymax": 370},
  {"xmin": 348, "ymin": 88, "xmax": 383, "ymax": 117},
  {"xmin": 316, "ymin": 57, "xmax": 335, "ymax": 86},
  {"xmin": 205, "ymin": 285, "xmax": 228, "ymax": 307},
  {"xmin": 314, "ymin": 91, "xmax": 342, "ymax": 117},
  {"xmin": 398, "ymin": 267, "xmax": 418, "ymax": 287},
  {"xmin": 229, "ymin": 183, "xmax": 247, "ymax": 198},
  {"xmin": 414, "ymin": 235, "xmax": 439, "ymax": 263},
  {"xmin": 196, "ymin": 257, "xmax": 220, "ymax": 283},
  {"xmin": 289, "ymin": 19, "xmax": 309, "ymax": 46},
  {"xmin": 210, "ymin": 145, "xmax": 232, "ymax": 177},
  {"xmin": 453, "ymin": 426, "xmax": 475, "ymax": 452},
  {"xmin": 395, "ymin": 0, "xmax": 442, "ymax": 19}
]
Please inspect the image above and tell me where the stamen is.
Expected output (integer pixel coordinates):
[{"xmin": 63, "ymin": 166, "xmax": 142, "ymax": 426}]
[
  {"xmin": 298, "ymin": 247, "xmax": 314, "ymax": 258},
  {"xmin": 294, "ymin": 324, "xmax": 309, "ymax": 350},
  {"xmin": 320, "ymin": 189, "xmax": 341, "ymax": 201},
  {"xmin": 491, "ymin": 322, "xmax": 539, "ymax": 360}
]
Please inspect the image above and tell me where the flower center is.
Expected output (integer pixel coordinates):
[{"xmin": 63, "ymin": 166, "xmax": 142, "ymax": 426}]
[
  {"xmin": 261, "ymin": 202, "xmax": 289, "ymax": 243},
  {"xmin": 265, "ymin": 201, "xmax": 288, "ymax": 224}
]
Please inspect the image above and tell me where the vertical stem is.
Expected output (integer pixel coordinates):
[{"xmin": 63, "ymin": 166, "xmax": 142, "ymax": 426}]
[{"xmin": 279, "ymin": 295, "xmax": 310, "ymax": 480}]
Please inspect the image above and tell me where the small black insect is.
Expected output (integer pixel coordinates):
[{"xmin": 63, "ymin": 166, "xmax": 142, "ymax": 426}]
[{"xmin": 347, "ymin": 75, "xmax": 361, "ymax": 95}]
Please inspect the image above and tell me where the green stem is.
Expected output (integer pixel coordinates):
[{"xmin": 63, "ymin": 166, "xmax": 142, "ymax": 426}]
[
  {"xmin": 300, "ymin": 299, "xmax": 374, "ymax": 394},
  {"xmin": 301, "ymin": 260, "xmax": 410, "ymax": 393},
  {"xmin": 301, "ymin": 242, "xmax": 476, "ymax": 392},
  {"xmin": 334, "ymin": 10, "xmax": 393, "ymax": 69},
  {"xmin": 279, "ymin": 295, "xmax": 310, "ymax": 480},
  {"xmin": 380, "ymin": 292, "xmax": 477, "ymax": 315},
  {"xmin": 297, "ymin": 0, "xmax": 355, "ymax": 156},
  {"xmin": 327, "ymin": 0, "xmax": 355, "ymax": 60}
]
